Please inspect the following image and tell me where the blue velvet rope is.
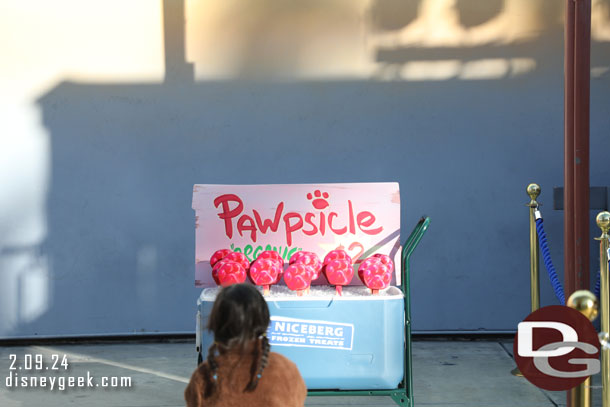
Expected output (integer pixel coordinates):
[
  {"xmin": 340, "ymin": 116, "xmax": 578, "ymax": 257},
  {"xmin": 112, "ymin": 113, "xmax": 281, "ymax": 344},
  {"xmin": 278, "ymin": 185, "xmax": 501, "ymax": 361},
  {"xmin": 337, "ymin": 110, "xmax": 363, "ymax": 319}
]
[
  {"xmin": 535, "ymin": 216, "xmax": 566, "ymax": 305},
  {"xmin": 594, "ymin": 258, "xmax": 609, "ymax": 300},
  {"xmin": 595, "ymin": 269, "xmax": 600, "ymax": 299}
]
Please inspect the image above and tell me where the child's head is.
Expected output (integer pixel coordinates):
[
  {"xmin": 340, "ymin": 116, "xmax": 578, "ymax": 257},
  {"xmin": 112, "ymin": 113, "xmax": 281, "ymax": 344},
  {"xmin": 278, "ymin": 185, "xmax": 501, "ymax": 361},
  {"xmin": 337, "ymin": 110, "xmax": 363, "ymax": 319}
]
[
  {"xmin": 208, "ymin": 283, "xmax": 270, "ymax": 347},
  {"xmin": 202, "ymin": 284, "xmax": 271, "ymax": 398}
]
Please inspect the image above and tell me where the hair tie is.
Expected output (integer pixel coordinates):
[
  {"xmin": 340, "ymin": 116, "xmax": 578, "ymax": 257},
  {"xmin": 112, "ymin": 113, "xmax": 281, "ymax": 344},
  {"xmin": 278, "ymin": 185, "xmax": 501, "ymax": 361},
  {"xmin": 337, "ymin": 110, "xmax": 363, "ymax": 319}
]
[
  {"xmin": 212, "ymin": 374, "xmax": 218, "ymax": 381},
  {"xmin": 257, "ymin": 374, "xmax": 262, "ymax": 379}
]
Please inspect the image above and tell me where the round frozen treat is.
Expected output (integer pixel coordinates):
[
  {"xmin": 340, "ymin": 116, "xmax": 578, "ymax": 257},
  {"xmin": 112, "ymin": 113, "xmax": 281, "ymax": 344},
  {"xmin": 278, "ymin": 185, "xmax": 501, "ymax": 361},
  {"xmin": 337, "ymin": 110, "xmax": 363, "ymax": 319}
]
[
  {"xmin": 284, "ymin": 263, "xmax": 314, "ymax": 294},
  {"xmin": 362, "ymin": 262, "xmax": 393, "ymax": 293},
  {"xmin": 372, "ymin": 254, "xmax": 394, "ymax": 273},
  {"xmin": 254, "ymin": 251, "xmax": 283, "ymax": 283},
  {"xmin": 257, "ymin": 251, "xmax": 284, "ymax": 281},
  {"xmin": 289, "ymin": 251, "xmax": 322, "ymax": 280},
  {"xmin": 211, "ymin": 260, "xmax": 224, "ymax": 285},
  {"xmin": 215, "ymin": 260, "xmax": 247, "ymax": 287},
  {"xmin": 249, "ymin": 259, "xmax": 282, "ymax": 287},
  {"xmin": 223, "ymin": 251, "xmax": 250, "ymax": 271},
  {"xmin": 289, "ymin": 251, "xmax": 311, "ymax": 264},
  {"xmin": 325, "ymin": 259, "xmax": 354, "ymax": 286},
  {"xmin": 210, "ymin": 249, "xmax": 232, "ymax": 267},
  {"xmin": 358, "ymin": 256, "xmax": 383, "ymax": 284},
  {"xmin": 323, "ymin": 250, "xmax": 352, "ymax": 265},
  {"xmin": 257, "ymin": 250, "xmax": 283, "ymax": 265}
]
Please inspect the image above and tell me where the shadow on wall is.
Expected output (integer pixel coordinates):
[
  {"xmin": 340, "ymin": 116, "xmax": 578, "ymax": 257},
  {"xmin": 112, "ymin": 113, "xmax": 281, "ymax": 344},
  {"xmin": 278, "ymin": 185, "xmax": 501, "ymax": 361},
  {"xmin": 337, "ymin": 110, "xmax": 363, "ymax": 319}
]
[{"xmin": 3, "ymin": 0, "xmax": 610, "ymax": 337}]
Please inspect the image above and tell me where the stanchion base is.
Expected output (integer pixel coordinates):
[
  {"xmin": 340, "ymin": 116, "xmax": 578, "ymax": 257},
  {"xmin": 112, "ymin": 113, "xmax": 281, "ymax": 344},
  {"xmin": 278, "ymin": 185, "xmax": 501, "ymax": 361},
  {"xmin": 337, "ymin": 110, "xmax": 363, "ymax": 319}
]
[{"xmin": 511, "ymin": 367, "xmax": 524, "ymax": 377}]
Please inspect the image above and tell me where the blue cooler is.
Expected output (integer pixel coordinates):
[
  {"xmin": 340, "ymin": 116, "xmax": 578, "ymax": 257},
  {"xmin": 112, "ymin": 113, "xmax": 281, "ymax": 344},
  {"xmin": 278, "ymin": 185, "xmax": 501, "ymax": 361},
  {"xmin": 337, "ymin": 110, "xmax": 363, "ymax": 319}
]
[{"xmin": 197, "ymin": 286, "xmax": 405, "ymax": 390}]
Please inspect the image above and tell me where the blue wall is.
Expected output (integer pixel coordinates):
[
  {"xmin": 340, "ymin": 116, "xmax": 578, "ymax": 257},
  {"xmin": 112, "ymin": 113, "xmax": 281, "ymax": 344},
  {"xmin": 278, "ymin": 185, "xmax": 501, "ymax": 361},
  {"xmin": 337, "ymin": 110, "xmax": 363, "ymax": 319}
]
[{"xmin": 2, "ymin": 2, "xmax": 610, "ymax": 337}]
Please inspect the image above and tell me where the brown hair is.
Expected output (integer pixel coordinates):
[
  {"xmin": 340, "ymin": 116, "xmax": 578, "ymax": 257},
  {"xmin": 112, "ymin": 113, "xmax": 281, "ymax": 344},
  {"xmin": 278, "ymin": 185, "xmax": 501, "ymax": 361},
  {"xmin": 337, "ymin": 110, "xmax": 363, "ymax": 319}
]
[{"xmin": 201, "ymin": 284, "xmax": 271, "ymax": 399}]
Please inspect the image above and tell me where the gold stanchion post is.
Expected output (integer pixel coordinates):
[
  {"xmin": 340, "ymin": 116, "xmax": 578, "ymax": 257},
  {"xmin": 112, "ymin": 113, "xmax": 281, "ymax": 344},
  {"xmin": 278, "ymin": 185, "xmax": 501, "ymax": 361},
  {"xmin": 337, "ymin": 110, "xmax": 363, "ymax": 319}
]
[
  {"xmin": 567, "ymin": 290, "xmax": 598, "ymax": 407},
  {"xmin": 512, "ymin": 183, "xmax": 542, "ymax": 377},
  {"xmin": 527, "ymin": 183, "xmax": 541, "ymax": 312},
  {"xmin": 596, "ymin": 211, "xmax": 610, "ymax": 407}
]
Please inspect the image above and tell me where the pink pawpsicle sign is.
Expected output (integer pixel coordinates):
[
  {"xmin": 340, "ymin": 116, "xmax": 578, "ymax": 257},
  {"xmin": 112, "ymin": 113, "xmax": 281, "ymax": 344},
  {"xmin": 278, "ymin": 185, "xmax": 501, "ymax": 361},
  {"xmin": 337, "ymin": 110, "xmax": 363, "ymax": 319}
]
[{"xmin": 192, "ymin": 183, "xmax": 402, "ymax": 288}]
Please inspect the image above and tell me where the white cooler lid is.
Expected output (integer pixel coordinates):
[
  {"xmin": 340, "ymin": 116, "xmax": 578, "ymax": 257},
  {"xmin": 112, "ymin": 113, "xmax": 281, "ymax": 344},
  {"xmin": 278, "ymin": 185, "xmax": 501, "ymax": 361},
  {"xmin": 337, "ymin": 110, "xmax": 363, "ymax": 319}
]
[{"xmin": 197, "ymin": 285, "xmax": 403, "ymax": 305}]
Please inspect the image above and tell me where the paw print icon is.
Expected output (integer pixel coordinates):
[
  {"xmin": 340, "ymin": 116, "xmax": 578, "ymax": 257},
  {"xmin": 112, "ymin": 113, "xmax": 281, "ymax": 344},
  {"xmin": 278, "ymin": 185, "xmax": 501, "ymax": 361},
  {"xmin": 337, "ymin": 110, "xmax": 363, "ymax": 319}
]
[{"xmin": 307, "ymin": 190, "xmax": 330, "ymax": 210}]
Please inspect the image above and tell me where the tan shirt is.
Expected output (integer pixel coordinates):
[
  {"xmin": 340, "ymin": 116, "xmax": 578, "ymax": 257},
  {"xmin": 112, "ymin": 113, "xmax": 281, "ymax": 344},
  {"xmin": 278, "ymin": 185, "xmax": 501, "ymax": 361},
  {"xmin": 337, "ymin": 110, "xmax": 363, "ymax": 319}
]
[{"xmin": 185, "ymin": 350, "xmax": 307, "ymax": 407}]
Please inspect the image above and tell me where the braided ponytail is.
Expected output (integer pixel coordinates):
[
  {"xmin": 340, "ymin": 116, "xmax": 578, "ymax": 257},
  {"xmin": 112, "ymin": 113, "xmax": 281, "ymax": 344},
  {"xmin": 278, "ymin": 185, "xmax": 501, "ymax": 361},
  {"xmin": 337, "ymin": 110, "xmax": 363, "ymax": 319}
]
[
  {"xmin": 244, "ymin": 334, "xmax": 270, "ymax": 392},
  {"xmin": 259, "ymin": 335, "xmax": 271, "ymax": 376},
  {"xmin": 201, "ymin": 342, "xmax": 219, "ymax": 399}
]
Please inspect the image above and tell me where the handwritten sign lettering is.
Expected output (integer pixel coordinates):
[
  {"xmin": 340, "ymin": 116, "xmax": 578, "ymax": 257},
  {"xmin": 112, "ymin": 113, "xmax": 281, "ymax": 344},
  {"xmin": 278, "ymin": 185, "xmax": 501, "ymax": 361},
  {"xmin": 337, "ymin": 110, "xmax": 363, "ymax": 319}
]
[{"xmin": 214, "ymin": 194, "xmax": 383, "ymax": 246}]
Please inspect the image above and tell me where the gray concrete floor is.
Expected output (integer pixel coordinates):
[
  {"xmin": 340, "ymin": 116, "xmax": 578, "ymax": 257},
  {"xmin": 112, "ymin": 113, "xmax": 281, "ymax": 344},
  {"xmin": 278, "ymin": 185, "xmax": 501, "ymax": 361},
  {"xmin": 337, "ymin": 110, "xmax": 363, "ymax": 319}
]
[{"xmin": 0, "ymin": 339, "xmax": 597, "ymax": 407}]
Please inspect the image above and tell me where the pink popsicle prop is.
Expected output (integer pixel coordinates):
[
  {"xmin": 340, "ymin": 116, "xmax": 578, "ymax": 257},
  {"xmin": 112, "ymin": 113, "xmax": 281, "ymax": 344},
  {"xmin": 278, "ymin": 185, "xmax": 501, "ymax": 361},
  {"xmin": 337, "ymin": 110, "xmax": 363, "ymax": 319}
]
[
  {"xmin": 256, "ymin": 251, "xmax": 284, "ymax": 284},
  {"xmin": 324, "ymin": 259, "xmax": 353, "ymax": 296},
  {"xmin": 215, "ymin": 260, "xmax": 247, "ymax": 287},
  {"xmin": 223, "ymin": 251, "xmax": 250, "ymax": 271},
  {"xmin": 210, "ymin": 249, "xmax": 232, "ymax": 268},
  {"xmin": 210, "ymin": 249, "xmax": 233, "ymax": 284},
  {"xmin": 211, "ymin": 260, "xmax": 226, "ymax": 285},
  {"xmin": 360, "ymin": 255, "xmax": 394, "ymax": 294},
  {"xmin": 289, "ymin": 251, "xmax": 309, "ymax": 264},
  {"xmin": 249, "ymin": 259, "xmax": 282, "ymax": 295},
  {"xmin": 373, "ymin": 254, "xmax": 395, "ymax": 273},
  {"xmin": 258, "ymin": 250, "xmax": 283, "ymax": 263},
  {"xmin": 361, "ymin": 264, "xmax": 392, "ymax": 295},
  {"xmin": 358, "ymin": 257, "xmax": 382, "ymax": 284},
  {"xmin": 289, "ymin": 251, "xmax": 323, "ymax": 280},
  {"xmin": 323, "ymin": 250, "xmax": 352, "ymax": 266},
  {"xmin": 284, "ymin": 263, "xmax": 314, "ymax": 296},
  {"xmin": 273, "ymin": 269, "xmax": 283, "ymax": 285}
]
